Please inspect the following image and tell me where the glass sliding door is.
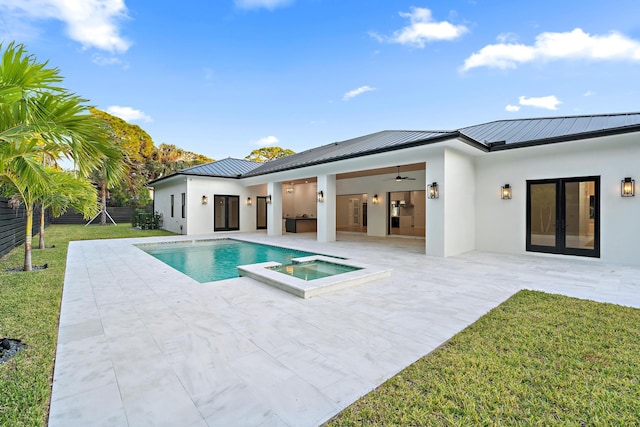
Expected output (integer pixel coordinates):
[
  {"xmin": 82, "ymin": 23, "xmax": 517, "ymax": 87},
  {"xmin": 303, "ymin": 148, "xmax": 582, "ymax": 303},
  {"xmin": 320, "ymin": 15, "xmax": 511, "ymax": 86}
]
[
  {"xmin": 527, "ymin": 177, "xmax": 599, "ymax": 257},
  {"xmin": 214, "ymin": 195, "xmax": 240, "ymax": 231}
]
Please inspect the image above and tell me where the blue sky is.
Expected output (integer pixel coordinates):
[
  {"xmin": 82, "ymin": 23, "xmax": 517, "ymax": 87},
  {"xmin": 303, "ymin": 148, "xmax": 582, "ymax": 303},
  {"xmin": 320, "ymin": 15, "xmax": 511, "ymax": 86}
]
[{"xmin": 1, "ymin": 0, "xmax": 639, "ymax": 160}]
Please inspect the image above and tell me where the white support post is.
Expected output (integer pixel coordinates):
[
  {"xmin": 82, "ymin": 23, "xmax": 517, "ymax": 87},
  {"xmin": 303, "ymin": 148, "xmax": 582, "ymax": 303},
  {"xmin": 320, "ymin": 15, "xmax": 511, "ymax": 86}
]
[
  {"xmin": 267, "ymin": 181, "xmax": 282, "ymax": 236},
  {"xmin": 316, "ymin": 174, "xmax": 336, "ymax": 242}
]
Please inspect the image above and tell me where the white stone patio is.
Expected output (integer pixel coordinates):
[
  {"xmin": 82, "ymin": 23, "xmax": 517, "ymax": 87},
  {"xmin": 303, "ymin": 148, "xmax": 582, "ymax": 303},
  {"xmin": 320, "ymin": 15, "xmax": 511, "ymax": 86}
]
[{"xmin": 48, "ymin": 233, "xmax": 640, "ymax": 427}]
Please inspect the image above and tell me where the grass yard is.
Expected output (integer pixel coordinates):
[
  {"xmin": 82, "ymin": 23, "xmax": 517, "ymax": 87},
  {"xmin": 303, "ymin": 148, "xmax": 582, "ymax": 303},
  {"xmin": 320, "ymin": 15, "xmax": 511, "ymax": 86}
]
[
  {"xmin": 0, "ymin": 224, "xmax": 173, "ymax": 427},
  {"xmin": 327, "ymin": 290, "xmax": 640, "ymax": 426}
]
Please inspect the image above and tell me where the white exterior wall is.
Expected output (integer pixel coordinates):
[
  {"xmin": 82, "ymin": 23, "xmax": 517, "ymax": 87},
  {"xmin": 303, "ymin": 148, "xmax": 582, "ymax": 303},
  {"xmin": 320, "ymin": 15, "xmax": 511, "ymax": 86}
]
[
  {"xmin": 443, "ymin": 148, "xmax": 476, "ymax": 256},
  {"xmin": 475, "ymin": 133, "xmax": 640, "ymax": 266},
  {"xmin": 153, "ymin": 178, "xmax": 188, "ymax": 235},
  {"xmin": 154, "ymin": 176, "xmax": 266, "ymax": 235}
]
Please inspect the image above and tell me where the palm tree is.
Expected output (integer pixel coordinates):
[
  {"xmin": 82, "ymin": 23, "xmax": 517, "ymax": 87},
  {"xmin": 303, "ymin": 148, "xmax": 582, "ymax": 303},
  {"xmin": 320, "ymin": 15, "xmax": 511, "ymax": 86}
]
[
  {"xmin": 36, "ymin": 168, "xmax": 99, "ymax": 249},
  {"xmin": 0, "ymin": 42, "xmax": 124, "ymax": 270}
]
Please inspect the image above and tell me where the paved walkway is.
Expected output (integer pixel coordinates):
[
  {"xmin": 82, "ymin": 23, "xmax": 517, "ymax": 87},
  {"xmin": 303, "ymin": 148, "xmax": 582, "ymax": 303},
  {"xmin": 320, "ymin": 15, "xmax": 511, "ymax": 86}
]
[{"xmin": 48, "ymin": 233, "xmax": 640, "ymax": 427}]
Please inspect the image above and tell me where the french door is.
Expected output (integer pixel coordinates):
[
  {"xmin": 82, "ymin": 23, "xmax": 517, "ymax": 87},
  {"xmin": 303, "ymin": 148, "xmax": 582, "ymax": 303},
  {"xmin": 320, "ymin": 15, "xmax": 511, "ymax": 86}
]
[
  {"xmin": 214, "ymin": 195, "xmax": 239, "ymax": 231},
  {"xmin": 526, "ymin": 176, "xmax": 600, "ymax": 257}
]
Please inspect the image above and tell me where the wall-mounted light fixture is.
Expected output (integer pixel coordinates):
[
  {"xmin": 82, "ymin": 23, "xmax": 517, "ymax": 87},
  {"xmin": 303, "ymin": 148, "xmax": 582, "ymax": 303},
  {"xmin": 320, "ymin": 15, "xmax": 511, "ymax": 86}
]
[
  {"xmin": 428, "ymin": 182, "xmax": 439, "ymax": 199},
  {"xmin": 622, "ymin": 177, "xmax": 635, "ymax": 197},
  {"xmin": 201, "ymin": 195, "xmax": 208, "ymax": 205},
  {"xmin": 266, "ymin": 195, "xmax": 272, "ymax": 204},
  {"xmin": 501, "ymin": 184, "xmax": 512, "ymax": 200},
  {"xmin": 246, "ymin": 197, "xmax": 252, "ymax": 206},
  {"xmin": 317, "ymin": 190, "xmax": 324, "ymax": 203},
  {"xmin": 372, "ymin": 194, "xmax": 379, "ymax": 205},
  {"xmin": 286, "ymin": 186, "xmax": 294, "ymax": 194}
]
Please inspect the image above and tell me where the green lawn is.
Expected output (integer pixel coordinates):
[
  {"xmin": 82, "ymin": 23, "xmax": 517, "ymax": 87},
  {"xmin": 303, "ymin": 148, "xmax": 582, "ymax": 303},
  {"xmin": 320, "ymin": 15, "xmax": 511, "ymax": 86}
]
[
  {"xmin": 0, "ymin": 224, "xmax": 173, "ymax": 427},
  {"xmin": 327, "ymin": 290, "xmax": 640, "ymax": 426}
]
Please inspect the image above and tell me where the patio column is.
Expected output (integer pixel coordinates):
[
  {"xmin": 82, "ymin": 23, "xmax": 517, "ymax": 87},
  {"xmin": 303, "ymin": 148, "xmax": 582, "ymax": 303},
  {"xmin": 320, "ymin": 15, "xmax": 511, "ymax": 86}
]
[
  {"xmin": 426, "ymin": 153, "xmax": 445, "ymax": 257},
  {"xmin": 316, "ymin": 174, "xmax": 336, "ymax": 242},
  {"xmin": 267, "ymin": 181, "xmax": 282, "ymax": 236}
]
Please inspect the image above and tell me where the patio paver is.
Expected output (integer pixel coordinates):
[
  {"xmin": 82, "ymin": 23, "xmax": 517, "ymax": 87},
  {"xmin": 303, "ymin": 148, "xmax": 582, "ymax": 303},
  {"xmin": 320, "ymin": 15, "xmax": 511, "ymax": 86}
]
[{"xmin": 49, "ymin": 233, "xmax": 640, "ymax": 426}]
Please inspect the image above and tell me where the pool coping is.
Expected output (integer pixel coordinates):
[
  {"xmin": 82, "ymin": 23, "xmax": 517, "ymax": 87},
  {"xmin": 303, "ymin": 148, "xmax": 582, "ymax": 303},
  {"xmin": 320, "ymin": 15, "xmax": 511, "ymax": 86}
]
[{"xmin": 237, "ymin": 255, "xmax": 392, "ymax": 298}]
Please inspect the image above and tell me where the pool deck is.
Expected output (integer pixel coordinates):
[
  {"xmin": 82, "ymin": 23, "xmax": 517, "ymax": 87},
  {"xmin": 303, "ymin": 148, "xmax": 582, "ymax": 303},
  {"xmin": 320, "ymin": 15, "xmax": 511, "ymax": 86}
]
[{"xmin": 49, "ymin": 232, "xmax": 640, "ymax": 427}]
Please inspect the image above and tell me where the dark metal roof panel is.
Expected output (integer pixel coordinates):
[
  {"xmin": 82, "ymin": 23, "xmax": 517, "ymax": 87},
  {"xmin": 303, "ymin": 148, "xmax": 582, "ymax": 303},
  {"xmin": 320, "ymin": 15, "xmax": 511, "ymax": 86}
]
[
  {"xmin": 245, "ymin": 130, "xmax": 455, "ymax": 176},
  {"xmin": 180, "ymin": 158, "xmax": 261, "ymax": 177},
  {"xmin": 460, "ymin": 112, "xmax": 640, "ymax": 145}
]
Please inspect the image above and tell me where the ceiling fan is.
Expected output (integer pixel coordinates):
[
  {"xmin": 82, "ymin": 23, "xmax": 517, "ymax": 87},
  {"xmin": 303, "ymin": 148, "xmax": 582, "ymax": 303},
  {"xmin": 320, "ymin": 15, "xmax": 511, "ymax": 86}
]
[{"xmin": 390, "ymin": 166, "xmax": 415, "ymax": 181}]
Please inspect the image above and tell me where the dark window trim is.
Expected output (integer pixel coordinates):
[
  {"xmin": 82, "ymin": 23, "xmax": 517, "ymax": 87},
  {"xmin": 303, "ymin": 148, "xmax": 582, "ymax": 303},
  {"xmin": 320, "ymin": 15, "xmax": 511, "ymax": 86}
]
[
  {"xmin": 170, "ymin": 194, "xmax": 174, "ymax": 218},
  {"xmin": 214, "ymin": 194, "xmax": 240, "ymax": 231},
  {"xmin": 181, "ymin": 193, "xmax": 186, "ymax": 219},
  {"xmin": 526, "ymin": 176, "xmax": 600, "ymax": 258}
]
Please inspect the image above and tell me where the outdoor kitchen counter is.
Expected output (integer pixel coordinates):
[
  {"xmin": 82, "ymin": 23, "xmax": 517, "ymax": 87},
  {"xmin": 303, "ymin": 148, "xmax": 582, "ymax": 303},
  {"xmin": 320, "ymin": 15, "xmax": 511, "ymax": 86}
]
[{"xmin": 284, "ymin": 217, "xmax": 317, "ymax": 233}]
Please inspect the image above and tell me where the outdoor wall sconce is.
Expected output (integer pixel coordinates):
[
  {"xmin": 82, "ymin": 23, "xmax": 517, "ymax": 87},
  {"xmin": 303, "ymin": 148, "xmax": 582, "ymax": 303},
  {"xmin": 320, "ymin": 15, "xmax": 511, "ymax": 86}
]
[
  {"xmin": 622, "ymin": 177, "xmax": 635, "ymax": 197},
  {"xmin": 428, "ymin": 182, "xmax": 439, "ymax": 199},
  {"xmin": 286, "ymin": 186, "xmax": 294, "ymax": 194},
  {"xmin": 201, "ymin": 195, "xmax": 208, "ymax": 205},
  {"xmin": 266, "ymin": 195, "xmax": 272, "ymax": 204},
  {"xmin": 317, "ymin": 190, "xmax": 325, "ymax": 202},
  {"xmin": 372, "ymin": 194, "xmax": 379, "ymax": 204},
  {"xmin": 246, "ymin": 197, "xmax": 252, "ymax": 206},
  {"xmin": 501, "ymin": 184, "xmax": 512, "ymax": 200}
]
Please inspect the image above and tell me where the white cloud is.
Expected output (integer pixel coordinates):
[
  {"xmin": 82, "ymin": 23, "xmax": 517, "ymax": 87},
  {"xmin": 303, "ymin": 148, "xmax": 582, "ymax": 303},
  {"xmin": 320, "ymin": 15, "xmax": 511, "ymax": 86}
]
[
  {"xmin": 371, "ymin": 7, "xmax": 468, "ymax": 47},
  {"xmin": 234, "ymin": 0, "xmax": 292, "ymax": 10},
  {"xmin": 256, "ymin": 135, "xmax": 279, "ymax": 146},
  {"xmin": 496, "ymin": 32, "xmax": 518, "ymax": 44},
  {"xmin": 505, "ymin": 104, "xmax": 521, "ymax": 112},
  {"xmin": 343, "ymin": 85, "xmax": 376, "ymax": 101},
  {"xmin": 518, "ymin": 95, "xmax": 562, "ymax": 110},
  {"xmin": 92, "ymin": 54, "xmax": 129, "ymax": 68},
  {"xmin": 462, "ymin": 28, "xmax": 640, "ymax": 71},
  {"xmin": 107, "ymin": 106, "xmax": 152, "ymax": 122},
  {"xmin": 584, "ymin": 90, "xmax": 595, "ymax": 97},
  {"xmin": 0, "ymin": 0, "xmax": 131, "ymax": 52}
]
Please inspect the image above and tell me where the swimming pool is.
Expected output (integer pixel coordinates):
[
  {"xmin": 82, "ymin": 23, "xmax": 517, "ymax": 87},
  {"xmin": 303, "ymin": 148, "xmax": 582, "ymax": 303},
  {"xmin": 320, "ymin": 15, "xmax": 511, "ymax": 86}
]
[{"xmin": 137, "ymin": 239, "xmax": 316, "ymax": 283}]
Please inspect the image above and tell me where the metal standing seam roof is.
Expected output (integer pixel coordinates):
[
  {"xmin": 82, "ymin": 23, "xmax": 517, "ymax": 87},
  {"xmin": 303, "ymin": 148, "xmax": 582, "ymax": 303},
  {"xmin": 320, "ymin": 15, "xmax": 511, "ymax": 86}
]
[
  {"xmin": 148, "ymin": 112, "xmax": 640, "ymax": 184},
  {"xmin": 147, "ymin": 158, "xmax": 261, "ymax": 185},
  {"xmin": 244, "ymin": 130, "xmax": 456, "ymax": 176},
  {"xmin": 460, "ymin": 112, "xmax": 640, "ymax": 146},
  {"xmin": 180, "ymin": 158, "xmax": 261, "ymax": 177}
]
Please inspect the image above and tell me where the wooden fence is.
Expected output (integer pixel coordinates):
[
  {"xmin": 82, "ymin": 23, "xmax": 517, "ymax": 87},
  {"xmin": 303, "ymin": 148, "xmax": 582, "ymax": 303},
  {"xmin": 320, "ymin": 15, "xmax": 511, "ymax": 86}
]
[
  {"xmin": 0, "ymin": 200, "xmax": 142, "ymax": 258},
  {"xmin": 0, "ymin": 197, "xmax": 47, "ymax": 258},
  {"xmin": 50, "ymin": 207, "xmax": 137, "ymax": 225}
]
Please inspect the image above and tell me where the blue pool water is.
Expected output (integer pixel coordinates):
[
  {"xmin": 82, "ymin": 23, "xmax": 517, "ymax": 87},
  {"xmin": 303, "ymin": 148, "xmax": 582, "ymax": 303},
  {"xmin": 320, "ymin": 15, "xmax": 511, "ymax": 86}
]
[
  {"xmin": 138, "ymin": 239, "xmax": 316, "ymax": 283},
  {"xmin": 269, "ymin": 260, "xmax": 361, "ymax": 281}
]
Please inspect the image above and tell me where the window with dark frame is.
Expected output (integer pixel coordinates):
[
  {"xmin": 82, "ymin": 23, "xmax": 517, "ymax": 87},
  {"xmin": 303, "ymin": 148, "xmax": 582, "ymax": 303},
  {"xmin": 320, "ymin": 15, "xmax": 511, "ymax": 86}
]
[
  {"xmin": 214, "ymin": 195, "xmax": 240, "ymax": 231},
  {"xmin": 181, "ymin": 193, "xmax": 186, "ymax": 218},
  {"xmin": 170, "ymin": 194, "xmax": 174, "ymax": 217}
]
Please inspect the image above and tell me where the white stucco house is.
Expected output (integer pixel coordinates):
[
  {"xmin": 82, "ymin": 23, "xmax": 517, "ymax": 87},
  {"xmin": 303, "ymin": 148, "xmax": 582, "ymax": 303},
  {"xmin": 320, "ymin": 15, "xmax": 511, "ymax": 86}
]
[{"xmin": 148, "ymin": 112, "xmax": 640, "ymax": 266}]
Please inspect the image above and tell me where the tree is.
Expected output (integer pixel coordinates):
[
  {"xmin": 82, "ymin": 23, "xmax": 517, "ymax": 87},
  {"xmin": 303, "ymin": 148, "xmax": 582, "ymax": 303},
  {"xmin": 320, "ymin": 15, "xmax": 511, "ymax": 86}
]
[
  {"xmin": 245, "ymin": 147, "xmax": 295, "ymax": 162},
  {"xmin": 147, "ymin": 143, "xmax": 213, "ymax": 180},
  {"xmin": 89, "ymin": 110, "xmax": 213, "ymax": 206},
  {"xmin": 9, "ymin": 167, "xmax": 99, "ymax": 250},
  {"xmin": 0, "ymin": 42, "xmax": 123, "ymax": 270},
  {"xmin": 89, "ymin": 154, "xmax": 127, "ymax": 225}
]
